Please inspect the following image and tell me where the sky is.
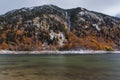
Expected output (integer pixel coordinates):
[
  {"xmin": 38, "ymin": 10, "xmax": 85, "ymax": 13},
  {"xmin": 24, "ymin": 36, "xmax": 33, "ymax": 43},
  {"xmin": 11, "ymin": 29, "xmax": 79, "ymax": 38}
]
[{"xmin": 0, "ymin": 0, "xmax": 120, "ymax": 16}]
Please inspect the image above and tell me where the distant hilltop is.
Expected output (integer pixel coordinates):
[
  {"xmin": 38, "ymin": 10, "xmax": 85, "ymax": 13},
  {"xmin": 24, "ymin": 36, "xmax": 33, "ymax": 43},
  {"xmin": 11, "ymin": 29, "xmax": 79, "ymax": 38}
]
[{"xmin": 0, "ymin": 5, "xmax": 120, "ymax": 51}]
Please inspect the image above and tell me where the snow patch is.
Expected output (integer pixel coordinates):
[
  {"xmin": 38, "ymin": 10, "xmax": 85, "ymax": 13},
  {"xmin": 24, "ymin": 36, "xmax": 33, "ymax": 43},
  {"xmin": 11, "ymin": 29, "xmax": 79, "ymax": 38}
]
[
  {"xmin": 65, "ymin": 11, "xmax": 71, "ymax": 29},
  {"xmin": 0, "ymin": 50, "xmax": 120, "ymax": 54},
  {"xmin": 93, "ymin": 24, "xmax": 101, "ymax": 31},
  {"xmin": 79, "ymin": 11, "xmax": 85, "ymax": 16},
  {"xmin": 80, "ymin": 18, "xmax": 85, "ymax": 21}
]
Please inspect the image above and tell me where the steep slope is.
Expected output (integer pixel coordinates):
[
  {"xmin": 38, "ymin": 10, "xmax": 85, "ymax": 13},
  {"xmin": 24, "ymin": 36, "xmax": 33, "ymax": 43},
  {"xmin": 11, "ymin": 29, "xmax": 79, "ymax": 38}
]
[
  {"xmin": 67, "ymin": 7, "xmax": 120, "ymax": 50},
  {"xmin": 0, "ymin": 5, "xmax": 120, "ymax": 51},
  {"xmin": 0, "ymin": 5, "xmax": 69, "ymax": 51}
]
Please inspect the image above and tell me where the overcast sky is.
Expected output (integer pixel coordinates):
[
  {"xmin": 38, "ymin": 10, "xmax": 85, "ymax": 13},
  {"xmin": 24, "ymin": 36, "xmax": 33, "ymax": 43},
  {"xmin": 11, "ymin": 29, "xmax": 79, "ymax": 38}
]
[{"xmin": 0, "ymin": 0, "xmax": 120, "ymax": 16}]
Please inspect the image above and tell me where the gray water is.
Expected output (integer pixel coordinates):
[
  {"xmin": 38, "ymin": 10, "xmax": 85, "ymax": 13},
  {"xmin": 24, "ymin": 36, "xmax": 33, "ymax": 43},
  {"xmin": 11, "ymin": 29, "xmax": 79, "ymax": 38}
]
[{"xmin": 0, "ymin": 54, "xmax": 120, "ymax": 80}]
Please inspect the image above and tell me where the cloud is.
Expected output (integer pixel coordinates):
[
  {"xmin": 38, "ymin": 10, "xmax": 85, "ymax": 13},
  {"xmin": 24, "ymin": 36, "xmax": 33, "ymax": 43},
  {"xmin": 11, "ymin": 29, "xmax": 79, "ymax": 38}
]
[
  {"xmin": 116, "ymin": 14, "xmax": 120, "ymax": 18},
  {"xmin": 0, "ymin": 0, "xmax": 120, "ymax": 16},
  {"xmin": 81, "ymin": 0, "xmax": 120, "ymax": 16}
]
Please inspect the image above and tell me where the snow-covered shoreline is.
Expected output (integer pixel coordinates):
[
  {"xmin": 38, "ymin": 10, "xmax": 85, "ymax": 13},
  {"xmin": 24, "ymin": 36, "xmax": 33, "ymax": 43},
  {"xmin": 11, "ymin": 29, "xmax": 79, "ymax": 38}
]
[{"xmin": 0, "ymin": 50, "xmax": 120, "ymax": 54}]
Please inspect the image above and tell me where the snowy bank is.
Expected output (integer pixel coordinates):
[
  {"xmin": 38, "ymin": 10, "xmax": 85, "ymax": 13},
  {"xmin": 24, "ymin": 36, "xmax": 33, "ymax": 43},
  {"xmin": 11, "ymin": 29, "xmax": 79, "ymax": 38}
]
[{"xmin": 0, "ymin": 50, "xmax": 120, "ymax": 54}]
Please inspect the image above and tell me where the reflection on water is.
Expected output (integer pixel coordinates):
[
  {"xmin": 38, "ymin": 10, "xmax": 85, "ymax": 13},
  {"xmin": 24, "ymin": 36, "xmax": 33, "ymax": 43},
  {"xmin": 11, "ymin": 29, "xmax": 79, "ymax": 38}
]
[{"xmin": 0, "ymin": 54, "xmax": 120, "ymax": 80}]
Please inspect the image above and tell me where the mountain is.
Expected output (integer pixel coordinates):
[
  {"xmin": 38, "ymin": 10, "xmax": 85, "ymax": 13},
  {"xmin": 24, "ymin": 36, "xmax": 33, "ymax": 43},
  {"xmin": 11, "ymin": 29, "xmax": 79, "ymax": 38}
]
[{"xmin": 0, "ymin": 5, "xmax": 120, "ymax": 51}]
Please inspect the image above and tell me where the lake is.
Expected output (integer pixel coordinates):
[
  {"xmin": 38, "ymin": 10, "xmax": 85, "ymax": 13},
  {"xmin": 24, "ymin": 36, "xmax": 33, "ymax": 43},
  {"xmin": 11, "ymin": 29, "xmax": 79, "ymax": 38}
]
[{"xmin": 0, "ymin": 54, "xmax": 120, "ymax": 80}]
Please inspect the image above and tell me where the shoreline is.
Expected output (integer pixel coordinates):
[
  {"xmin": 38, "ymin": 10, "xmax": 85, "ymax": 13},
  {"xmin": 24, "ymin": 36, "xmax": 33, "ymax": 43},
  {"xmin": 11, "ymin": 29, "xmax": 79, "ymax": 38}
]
[{"xmin": 0, "ymin": 50, "xmax": 120, "ymax": 54}]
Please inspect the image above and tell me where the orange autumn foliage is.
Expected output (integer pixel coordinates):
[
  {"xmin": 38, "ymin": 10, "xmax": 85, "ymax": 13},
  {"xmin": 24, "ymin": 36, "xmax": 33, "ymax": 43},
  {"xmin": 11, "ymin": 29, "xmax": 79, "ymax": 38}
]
[{"xmin": 1, "ymin": 42, "xmax": 8, "ymax": 49}]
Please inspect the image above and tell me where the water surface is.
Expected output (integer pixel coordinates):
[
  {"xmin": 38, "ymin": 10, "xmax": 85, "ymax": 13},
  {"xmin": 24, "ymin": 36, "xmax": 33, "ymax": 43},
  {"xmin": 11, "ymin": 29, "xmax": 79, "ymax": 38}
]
[{"xmin": 0, "ymin": 54, "xmax": 120, "ymax": 80}]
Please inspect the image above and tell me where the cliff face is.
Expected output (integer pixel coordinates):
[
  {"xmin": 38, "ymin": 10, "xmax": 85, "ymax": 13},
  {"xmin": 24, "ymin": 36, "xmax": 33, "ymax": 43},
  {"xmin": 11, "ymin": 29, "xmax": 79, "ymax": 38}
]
[{"xmin": 0, "ymin": 5, "xmax": 120, "ymax": 51}]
